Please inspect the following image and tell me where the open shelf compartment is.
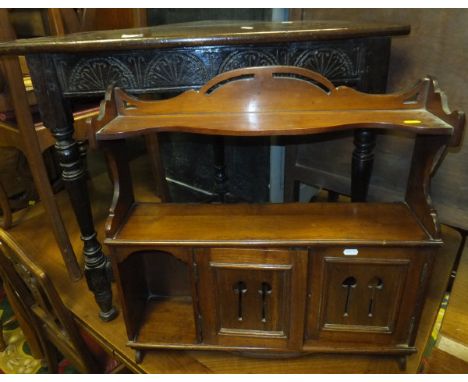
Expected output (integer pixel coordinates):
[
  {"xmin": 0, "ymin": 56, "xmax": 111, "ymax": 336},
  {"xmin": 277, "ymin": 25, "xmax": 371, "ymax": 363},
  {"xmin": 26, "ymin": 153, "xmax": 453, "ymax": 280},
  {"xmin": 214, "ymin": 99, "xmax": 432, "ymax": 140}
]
[
  {"xmin": 107, "ymin": 201, "xmax": 434, "ymax": 247},
  {"xmin": 115, "ymin": 249, "xmax": 199, "ymax": 346}
]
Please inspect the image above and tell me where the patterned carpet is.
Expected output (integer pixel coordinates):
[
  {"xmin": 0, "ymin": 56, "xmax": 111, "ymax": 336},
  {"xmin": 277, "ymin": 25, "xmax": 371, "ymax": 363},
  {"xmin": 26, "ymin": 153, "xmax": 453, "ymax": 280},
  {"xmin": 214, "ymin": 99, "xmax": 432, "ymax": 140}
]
[
  {"xmin": 0, "ymin": 287, "xmax": 79, "ymax": 374},
  {"xmin": 418, "ymin": 292, "xmax": 450, "ymax": 372}
]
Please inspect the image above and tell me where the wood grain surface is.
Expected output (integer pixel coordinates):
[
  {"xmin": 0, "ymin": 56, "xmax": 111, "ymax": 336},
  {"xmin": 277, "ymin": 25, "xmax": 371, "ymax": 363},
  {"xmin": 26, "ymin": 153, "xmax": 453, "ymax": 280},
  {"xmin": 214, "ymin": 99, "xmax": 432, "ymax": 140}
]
[
  {"xmin": 110, "ymin": 202, "xmax": 430, "ymax": 246},
  {"xmin": 94, "ymin": 66, "xmax": 462, "ymax": 141},
  {"xmin": 1, "ymin": 156, "xmax": 461, "ymax": 373},
  {"xmin": 0, "ymin": 20, "xmax": 410, "ymax": 54}
]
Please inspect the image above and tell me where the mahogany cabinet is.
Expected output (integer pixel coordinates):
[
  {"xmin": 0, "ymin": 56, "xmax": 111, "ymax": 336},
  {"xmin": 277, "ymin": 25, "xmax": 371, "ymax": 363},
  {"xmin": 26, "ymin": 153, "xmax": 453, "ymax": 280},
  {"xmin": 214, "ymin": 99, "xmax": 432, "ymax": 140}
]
[
  {"xmin": 92, "ymin": 65, "xmax": 463, "ymax": 365},
  {"xmin": 0, "ymin": 20, "xmax": 412, "ymax": 320}
]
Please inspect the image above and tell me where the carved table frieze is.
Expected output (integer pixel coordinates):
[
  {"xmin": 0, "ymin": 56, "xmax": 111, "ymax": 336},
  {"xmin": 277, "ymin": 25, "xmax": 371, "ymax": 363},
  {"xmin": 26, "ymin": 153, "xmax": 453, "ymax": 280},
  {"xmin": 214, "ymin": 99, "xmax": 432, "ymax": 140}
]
[{"xmin": 54, "ymin": 42, "xmax": 365, "ymax": 97}]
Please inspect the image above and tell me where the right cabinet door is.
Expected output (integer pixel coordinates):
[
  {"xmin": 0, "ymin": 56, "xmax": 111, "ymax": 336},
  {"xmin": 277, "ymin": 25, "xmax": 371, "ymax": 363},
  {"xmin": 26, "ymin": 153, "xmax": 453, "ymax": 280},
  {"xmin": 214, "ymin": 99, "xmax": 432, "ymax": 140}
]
[{"xmin": 305, "ymin": 247, "xmax": 434, "ymax": 347}]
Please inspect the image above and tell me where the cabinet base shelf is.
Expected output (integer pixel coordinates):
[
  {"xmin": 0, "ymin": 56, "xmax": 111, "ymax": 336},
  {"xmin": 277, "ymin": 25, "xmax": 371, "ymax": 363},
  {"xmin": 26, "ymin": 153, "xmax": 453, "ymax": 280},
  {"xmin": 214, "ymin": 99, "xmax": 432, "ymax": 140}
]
[
  {"xmin": 127, "ymin": 341, "xmax": 417, "ymax": 355},
  {"xmin": 135, "ymin": 296, "xmax": 198, "ymax": 345}
]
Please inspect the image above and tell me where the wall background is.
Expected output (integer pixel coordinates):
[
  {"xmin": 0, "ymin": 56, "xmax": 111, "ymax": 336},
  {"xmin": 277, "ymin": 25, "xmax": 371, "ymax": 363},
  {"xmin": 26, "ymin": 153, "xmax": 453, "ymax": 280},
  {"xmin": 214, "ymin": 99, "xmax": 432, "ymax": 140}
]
[{"xmin": 291, "ymin": 9, "xmax": 468, "ymax": 229}]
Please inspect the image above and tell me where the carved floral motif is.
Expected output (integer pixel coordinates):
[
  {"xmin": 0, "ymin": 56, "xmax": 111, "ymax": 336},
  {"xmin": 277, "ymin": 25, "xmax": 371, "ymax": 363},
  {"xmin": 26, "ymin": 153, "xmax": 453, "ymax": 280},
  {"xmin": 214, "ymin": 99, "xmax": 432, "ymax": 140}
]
[
  {"xmin": 58, "ymin": 45, "xmax": 360, "ymax": 95},
  {"xmin": 219, "ymin": 50, "xmax": 279, "ymax": 72},
  {"xmin": 145, "ymin": 52, "xmax": 208, "ymax": 87},
  {"xmin": 294, "ymin": 48, "xmax": 354, "ymax": 79},
  {"xmin": 68, "ymin": 57, "xmax": 137, "ymax": 91}
]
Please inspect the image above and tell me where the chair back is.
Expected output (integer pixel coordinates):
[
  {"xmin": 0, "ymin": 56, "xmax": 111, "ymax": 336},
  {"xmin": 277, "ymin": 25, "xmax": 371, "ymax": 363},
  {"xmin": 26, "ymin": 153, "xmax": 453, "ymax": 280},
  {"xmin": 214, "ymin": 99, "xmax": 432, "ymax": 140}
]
[{"xmin": 0, "ymin": 229, "xmax": 99, "ymax": 372}]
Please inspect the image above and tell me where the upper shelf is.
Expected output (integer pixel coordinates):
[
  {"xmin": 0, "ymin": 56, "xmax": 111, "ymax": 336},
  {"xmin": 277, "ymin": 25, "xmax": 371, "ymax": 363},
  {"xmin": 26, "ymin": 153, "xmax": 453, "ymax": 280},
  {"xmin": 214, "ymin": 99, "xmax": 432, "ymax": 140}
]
[
  {"xmin": 93, "ymin": 66, "xmax": 464, "ymax": 145},
  {"xmin": 0, "ymin": 20, "xmax": 410, "ymax": 55}
]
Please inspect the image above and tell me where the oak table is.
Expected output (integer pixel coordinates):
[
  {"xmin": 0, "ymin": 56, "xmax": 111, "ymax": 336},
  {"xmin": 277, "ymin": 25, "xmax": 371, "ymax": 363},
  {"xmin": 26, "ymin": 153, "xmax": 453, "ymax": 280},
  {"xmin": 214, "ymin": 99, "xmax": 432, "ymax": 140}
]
[{"xmin": 0, "ymin": 20, "xmax": 410, "ymax": 320}]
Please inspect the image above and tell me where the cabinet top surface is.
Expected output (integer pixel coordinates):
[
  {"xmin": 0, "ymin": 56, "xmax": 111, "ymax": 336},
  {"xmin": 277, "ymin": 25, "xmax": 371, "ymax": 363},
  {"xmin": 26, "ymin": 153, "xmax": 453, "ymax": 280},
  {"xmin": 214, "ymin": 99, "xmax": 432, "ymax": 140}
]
[
  {"xmin": 0, "ymin": 20, "xmax": 410, "ymax": 55},
  {"xmin": 107, "ymin": 202, "xmax": 435, "ymax": 247}
]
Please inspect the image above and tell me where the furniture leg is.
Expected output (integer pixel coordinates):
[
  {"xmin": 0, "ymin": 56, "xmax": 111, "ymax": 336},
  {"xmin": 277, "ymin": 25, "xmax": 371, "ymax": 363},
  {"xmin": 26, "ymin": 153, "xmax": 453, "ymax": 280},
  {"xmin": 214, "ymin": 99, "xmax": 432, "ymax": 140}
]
[
  {"xmin": 283, "ymin": 140, "xmax": 299, "ymax": 202},
  {"xmin": 351, "ymin": 129, "xmax": 376, "ymax": 202},
  {"xmin": 26, "ymin": 54, "xmax": 116, "ymax": 321},
  {"xmin": 398, "ymin": 355, "xmax": 407, "ymax": 371},
  {"xmin": 3, "ymin": 281, "xmax": 43, "ymax": 358},
  {"xmin": 0, "ymin": 10, "xmax": 81, "ymax": 281},
  {"xmin": 327, "ymin": 190, "xmax": 340, "ymax": 202},
  {"xmin": 135, "ymin": 349, "xmax": 144, "ymax": 364},
  {"xmin": 0, "ymin": 182, "xmax": 12, "ymax": 229},
  {"xmin": 0, "ymin": 312, "xmax": 5, "ymax": 352},
  {"xmin": 77, "ymin": 140, "xmax": 89, "ymax": 177},
  {"xmin": 213, "ymin": 136, "xmax": 227, "ymax": 202},
  {"xmin": 42, "ymin": 341, "xmax": 60, "ymax": 373},
  {"xmin": 144, "ymin": 134, "xmax": 170, "ymax": 202}
]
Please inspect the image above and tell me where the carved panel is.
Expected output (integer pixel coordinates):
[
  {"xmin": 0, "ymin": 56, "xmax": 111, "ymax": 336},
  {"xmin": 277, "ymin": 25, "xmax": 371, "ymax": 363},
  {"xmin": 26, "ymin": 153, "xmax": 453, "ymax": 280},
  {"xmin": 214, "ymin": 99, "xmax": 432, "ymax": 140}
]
[
  {"xmin": 218, "ymin": 50, "xmax": 278, "ymax": 72},
  {"xmin": 213, "ymin": 266, "xmax": 289, "ymax": 335},
  {"xmin": 67, "ymin": 57, "xmax": 138, "ymax": 92},
  {"xmin": 196, "ymin": 248, "xmax": 307, "ymax": 349},
  {"xmin": 320, "ymin": 259, "xmax": 408, "ymax": 332},
  {"xmin": 53, "ymin": 41, "xmax": 365, "ymax": 97},
  {"xmin": 144, "ymin": 52, "xmax": 209, "ymax": 88},
  {"xmin": 293, "ymin": 48, "xmax": 355, "ymax": 80}
]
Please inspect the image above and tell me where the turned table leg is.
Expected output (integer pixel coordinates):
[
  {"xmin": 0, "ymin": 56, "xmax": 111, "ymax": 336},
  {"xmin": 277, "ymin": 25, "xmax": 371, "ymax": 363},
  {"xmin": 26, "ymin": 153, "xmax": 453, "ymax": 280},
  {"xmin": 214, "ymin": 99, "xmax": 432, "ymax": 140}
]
[
  {"xmin": 397, "ymin": 355, "xmax": 407, "ymax": 371},
  {"xmin": 27, "ymin": 54, "xmax": 117, "ymax": 321},
  {"xmin": 213, "ymin": 136, "xmax": 228, "ymax": 203},
  {"xmin": 351, "ymin": 129, "xmax": 376, "ymax": 202},
  {"xmin": 52, "ymin": 128, "xmax": 116, "ymax": 321}
]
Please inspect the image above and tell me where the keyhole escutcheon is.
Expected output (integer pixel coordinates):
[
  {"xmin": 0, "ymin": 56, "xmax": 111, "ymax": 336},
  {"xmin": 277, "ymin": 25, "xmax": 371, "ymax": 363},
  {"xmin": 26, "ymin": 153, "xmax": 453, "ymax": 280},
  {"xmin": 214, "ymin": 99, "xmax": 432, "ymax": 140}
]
[
  {"xmin": 367, "ymin": 277, "xmax": 384, "ymax": 317},
  {"xmin": 258, "ymin": 282, "xmax": 272, "ymax": 322},
  {"xmin": 341, "ymin": 276, "xmax": 357, "ymax": 317},
  {"xmin": 233, "ymin": 281, "xmax": 247, "ymax": 321}
]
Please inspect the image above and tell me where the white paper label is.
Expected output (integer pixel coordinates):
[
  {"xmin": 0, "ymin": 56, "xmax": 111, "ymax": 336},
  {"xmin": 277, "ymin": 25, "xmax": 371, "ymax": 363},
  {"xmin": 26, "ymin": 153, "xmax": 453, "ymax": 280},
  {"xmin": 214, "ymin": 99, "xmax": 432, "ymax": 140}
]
[{"xmin": 343, "ymin": 248, "xmax": 358, "ymax": 256}]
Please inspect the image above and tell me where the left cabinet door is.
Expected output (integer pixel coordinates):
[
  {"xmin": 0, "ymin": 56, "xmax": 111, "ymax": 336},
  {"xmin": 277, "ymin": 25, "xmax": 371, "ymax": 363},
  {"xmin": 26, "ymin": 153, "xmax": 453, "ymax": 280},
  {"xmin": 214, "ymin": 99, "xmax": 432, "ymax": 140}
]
[{"xmin": 195, "ymin": 248, "xmax": 308, "ymax": 351}]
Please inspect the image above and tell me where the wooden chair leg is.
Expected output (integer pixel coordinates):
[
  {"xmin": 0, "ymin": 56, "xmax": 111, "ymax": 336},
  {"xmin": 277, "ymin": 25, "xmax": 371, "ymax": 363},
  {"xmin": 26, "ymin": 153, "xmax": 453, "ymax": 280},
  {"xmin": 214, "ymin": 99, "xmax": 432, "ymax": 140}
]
[
  {"xmin": 0, "ymin": 11, "xmax": 81, "ymax": 282},
  {"xmin": 0, "ymin": 182, "xmax": 12, "ymax": 229},
  {"xmin": 109, "ymin": 363, "xmax": 130, "ymax": 373},
  {"xmin": 42, "ymin": 341, "xmax": 59, "ymax": 373},
  {"xmin": 144, "ymin": 134, "xmax": 170, "ymax": 202},
  {"xmin": 0, "ymin": 314, "xmax": 6, "ymax": 351},
  {"xmin": 3, "ymin": 282, "xmax": 43, "ymax": 359}
]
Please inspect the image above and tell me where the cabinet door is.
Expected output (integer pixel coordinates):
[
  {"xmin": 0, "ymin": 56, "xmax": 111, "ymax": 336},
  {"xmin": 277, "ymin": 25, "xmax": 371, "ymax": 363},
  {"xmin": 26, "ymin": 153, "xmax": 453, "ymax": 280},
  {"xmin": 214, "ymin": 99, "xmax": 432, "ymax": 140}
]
[
  {"xmin": 196, "ymin": 248, "xmax": 307, "ymax": 350},
  {"xmin": 306, "ymin": 247, "xmax": 433, "ymax": 346}
]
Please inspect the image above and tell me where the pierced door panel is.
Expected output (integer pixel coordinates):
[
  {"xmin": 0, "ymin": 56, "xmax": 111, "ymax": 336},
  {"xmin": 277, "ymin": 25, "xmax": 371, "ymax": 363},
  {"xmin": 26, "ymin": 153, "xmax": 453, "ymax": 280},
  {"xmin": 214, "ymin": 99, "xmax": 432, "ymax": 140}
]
[
  {"xmin": 214, "ymin": 268, "xmax": 288, "ymax": 335},
  {"xmin": 196, "ymin": 248, "xmax": 307, "ymax": 349},
  {"xmin": 306, "ymin": 247, "xmax": 433, "ymax": 346},
  {"xmin": 321, "ymin": 261, "xmax": 408, "ymax": 332}
]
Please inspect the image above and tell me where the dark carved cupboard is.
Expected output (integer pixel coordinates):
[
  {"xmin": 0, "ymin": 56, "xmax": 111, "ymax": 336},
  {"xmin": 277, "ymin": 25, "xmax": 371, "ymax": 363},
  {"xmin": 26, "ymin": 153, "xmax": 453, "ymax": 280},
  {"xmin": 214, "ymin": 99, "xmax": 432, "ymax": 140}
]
[{"xmin": 91, "ymin": 66, "xmax": 464, "ymax": 366}]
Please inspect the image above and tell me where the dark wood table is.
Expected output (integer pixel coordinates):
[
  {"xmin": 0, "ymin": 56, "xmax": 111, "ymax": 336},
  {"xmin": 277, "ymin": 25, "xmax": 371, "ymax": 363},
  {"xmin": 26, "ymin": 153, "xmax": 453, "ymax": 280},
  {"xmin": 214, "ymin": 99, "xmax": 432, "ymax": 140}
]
[{"xmin": 0, "ymin": 20, "xmax": 410, "ymax": 320}]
